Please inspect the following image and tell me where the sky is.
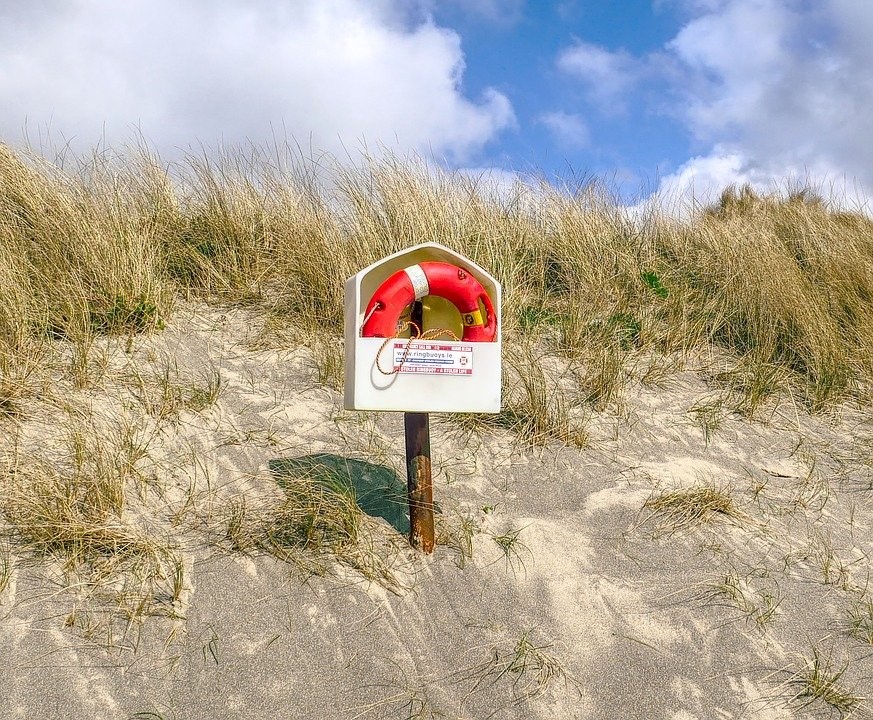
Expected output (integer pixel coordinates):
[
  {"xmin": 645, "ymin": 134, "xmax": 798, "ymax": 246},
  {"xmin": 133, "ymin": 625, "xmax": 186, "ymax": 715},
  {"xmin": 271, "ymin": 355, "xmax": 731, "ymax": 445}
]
[{"xmin": 1, "ymin": 0, "xmax": 871, "ymax": 209}]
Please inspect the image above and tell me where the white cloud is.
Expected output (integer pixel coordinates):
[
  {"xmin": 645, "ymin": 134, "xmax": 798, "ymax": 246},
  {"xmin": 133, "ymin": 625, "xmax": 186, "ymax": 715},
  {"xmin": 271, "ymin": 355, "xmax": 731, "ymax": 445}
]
[
  {"xmin": 0, "ymin": 0, "xmax": 514, "ymax": 162},
  {"xmin": 557, "ymin": 41, "xmax": 641, "ymax": 112},
  {"xmin": 645, "ymin": 148, "xmax": 768, "ymax": 212},
  {"xmin": 668, "ymin": 0, "xmax": 802, "ymax": 143},
  {"xmin": 651, "ymin": 148, "xmax": 871, "ymax": 217},
  {"xmin": 537, "ymin": 111, "xmax": 590, "ymax": 149},
  {"xmin": 656, "ymin": 0, "xmax": 873, "ymax": 208},
  {"xmin": 554, "ymin": 0, "xmax": 873, "ymax": 210}
]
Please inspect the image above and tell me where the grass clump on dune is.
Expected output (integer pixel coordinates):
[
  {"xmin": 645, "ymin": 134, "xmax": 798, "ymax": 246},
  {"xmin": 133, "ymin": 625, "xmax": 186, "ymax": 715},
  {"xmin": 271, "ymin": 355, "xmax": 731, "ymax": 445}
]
[
  {"xmin": 0, "ymin": 145, "xmax": 172, "ymax": 342},
  {"xmin": 225, "ymin": 470, "xmax": 405, "ymax": 591},
  {"xmin": 667, "ymin": 186, "xmax": 873, "ymax": 411},
  {"xmin": 642, "ymin": 482, "xmax": 751, "ymax": 536},
  {"xmin": 782, "ymin": 646, "xmax": 866, "ymax": 717},
  {"xmin": 0, "ymin": 420, "xmax": 182, "ymax": 619},
  {"xmin": 846, "ymin": 598, "xmax": 873, "ymax": 645}
]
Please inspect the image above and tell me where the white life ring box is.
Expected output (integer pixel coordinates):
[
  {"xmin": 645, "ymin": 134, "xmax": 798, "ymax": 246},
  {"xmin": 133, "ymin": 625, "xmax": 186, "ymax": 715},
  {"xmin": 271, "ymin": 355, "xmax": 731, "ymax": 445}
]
[{"xmin": 344, "ymin": 242, "xmax": 502, "ymax": 413}]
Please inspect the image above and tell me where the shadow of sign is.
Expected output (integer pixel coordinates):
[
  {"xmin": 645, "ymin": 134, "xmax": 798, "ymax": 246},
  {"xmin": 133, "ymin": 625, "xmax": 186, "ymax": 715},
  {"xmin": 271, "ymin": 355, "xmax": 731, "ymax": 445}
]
[{"xmin": 269, "ymin": 454, "xmax": 410, "ymax": 536}]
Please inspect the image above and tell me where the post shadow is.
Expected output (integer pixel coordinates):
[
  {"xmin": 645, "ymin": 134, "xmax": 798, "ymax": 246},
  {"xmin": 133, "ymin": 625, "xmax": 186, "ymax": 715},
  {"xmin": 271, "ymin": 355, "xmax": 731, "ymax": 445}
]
[{"xmin": 269, "ymin": 453, "xmax": 412, "ymax": 536}]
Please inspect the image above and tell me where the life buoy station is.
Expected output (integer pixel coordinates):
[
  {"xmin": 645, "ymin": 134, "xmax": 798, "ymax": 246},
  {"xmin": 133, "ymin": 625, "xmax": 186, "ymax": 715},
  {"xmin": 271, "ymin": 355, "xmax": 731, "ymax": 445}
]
[
  {"xmin": 344, "ymin": 242, "xmax": 502, "ymax": 414},
  {"xmin": 345, "ymin": 243, "xmax": 502, "ymax": 552}
]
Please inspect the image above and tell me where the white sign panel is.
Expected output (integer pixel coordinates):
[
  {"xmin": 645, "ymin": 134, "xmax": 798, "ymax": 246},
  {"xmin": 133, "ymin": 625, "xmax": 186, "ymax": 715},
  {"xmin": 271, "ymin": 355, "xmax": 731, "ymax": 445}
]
[{"xmin": 391, "ymin": 342, "xmax": 473, "ymax": 375}]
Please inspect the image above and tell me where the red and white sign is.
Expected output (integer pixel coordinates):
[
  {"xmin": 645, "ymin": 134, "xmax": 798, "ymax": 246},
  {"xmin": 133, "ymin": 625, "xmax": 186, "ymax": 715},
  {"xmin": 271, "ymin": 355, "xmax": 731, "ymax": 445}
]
[{"xmin": 391, "ymin": 342, "xmax": 474, "ymax": 375}]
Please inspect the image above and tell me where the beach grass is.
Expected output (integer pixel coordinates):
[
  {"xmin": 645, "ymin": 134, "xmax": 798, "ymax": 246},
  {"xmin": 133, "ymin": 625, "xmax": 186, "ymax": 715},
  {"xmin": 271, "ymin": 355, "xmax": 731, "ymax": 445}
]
[
  {"xmin": 1, "ymin": 142, "xmax": 871, "ymax": 421},
  {"xmin": 1, "ymin": 140, "xmax": 872, "ymax": 689},
  {"xmin": 783, "ymin": 646, "xmax": 866, "ymax": 717}
]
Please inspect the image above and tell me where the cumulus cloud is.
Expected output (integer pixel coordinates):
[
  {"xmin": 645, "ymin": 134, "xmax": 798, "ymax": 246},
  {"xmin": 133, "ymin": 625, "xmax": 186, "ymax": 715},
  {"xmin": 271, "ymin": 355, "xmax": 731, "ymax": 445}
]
[
  {"xmin": 555, "ymin": 0, "xmax": 873, "ymax": 208},
  {"xmin": 557, "ymin": 41, "xmax": 641, "ymax": 112},
  {"xmin": 662, "ymin": 0, "xmax": 873, "ymax": 205},
  {"xmin": 645, "ymin": 148, "xmax": 769, "ymax": 212},
  {"xmin": 537, "ymin": 111, "xmax": 590, "ymax": 149},
  {"xmin": 0, "ymin": 0, "xmax": 514, "ymax": 162}
]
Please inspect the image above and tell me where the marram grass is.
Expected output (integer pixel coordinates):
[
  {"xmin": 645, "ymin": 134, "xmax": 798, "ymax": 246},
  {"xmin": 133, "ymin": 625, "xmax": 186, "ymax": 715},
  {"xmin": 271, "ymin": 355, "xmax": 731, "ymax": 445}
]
[
  {"xmin": 0, "ymin": 140, "xmax": 871, "ymax": 711},
  {"xmin": 1, "ymin": 142, "xmax": 872, "ymax": 418}
]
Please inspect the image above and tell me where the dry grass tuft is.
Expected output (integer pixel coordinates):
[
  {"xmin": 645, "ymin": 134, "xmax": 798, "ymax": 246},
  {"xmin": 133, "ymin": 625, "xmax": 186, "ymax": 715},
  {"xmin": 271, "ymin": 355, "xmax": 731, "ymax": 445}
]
[
  {"xmin": 461, "ymin": 629, "xmax": 579, "ymax": 707},
  {"xmin": 224, "ymin": 471, "xmax": 406, "ymax": 592},
  {"xmin": 0, "ymin": 540, "xmax": 11, "ymax": 596},
  {"xmin": 643, "ymin": 482, "xmax": 750, "ymax": 536},
  {"xmin": 782, "ymin": 646, "xmax": 866, "ymax": 717},
  {"xmin": 703, "ymin": 567, "xmax": 781, "ymax": 627},
  {"xmin": 0, "ymin": 145, "xmax": 173, "ymax": 345},
  {"xmin": 0, "ymin": 418, "xmax": 180, "ymax": 620},
  {"xmin": 846, "ymin": 597, "xmax": 873, "ymax": 645}
]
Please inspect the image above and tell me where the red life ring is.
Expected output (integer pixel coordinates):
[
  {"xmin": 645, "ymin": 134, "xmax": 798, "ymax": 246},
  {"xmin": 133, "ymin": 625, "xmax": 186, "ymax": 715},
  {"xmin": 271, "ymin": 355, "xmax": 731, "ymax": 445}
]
[{"xmin": 361, "ymin": 261, "xmax": 497, "ymax": 342}]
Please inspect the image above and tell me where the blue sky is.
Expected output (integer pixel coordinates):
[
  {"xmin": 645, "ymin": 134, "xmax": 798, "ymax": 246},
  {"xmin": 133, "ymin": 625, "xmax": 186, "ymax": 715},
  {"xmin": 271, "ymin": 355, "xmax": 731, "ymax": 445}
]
[
  {"xmin": 1, "ymin": 1, "xmax": 871, "ymax": 208},
  {"xmin": 436, "ymin": 1, "xmax": 688, "ymax": 186}
]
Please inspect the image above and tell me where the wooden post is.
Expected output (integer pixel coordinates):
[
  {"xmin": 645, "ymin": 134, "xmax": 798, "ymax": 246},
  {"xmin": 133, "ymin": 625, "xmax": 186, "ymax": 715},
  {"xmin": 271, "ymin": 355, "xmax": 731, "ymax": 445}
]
[
  {"xmin": 405, "ymin": 411, "xmax": 434, "ymax": 553},
  {"xmin": 404, "ymin": 300, "xmax": 435, "ymax": 553}
]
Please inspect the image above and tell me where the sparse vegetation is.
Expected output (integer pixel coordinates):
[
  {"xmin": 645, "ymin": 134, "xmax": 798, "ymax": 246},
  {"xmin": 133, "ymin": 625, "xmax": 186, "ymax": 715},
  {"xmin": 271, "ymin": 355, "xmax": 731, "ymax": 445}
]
[
  {"xmin": 0, "ymin": 140, "xmax": 872, "ymax": 717},
  {"xmin": 306, "ymin": 333, "xmax": 345, "ymax": 392},
  {"xmin": 845, "ymin": 597, "xmax": 873, "ymax": 645},
  {"xmin": 462, "ymin": 630, "xmax": 578, "ymax": 706},
  {"xmin": 435, "ymin": 510, "xmax": 478, "ymax": 568},
  {"xmin": 689, "ymin": 397, "xmax": 726, "ymax": 446},
  {"xmin": 490, "ymin": 525, "xmax": 531, "ymax": 574},
  {"xmin": 642, "ymin": 482, "xmax": 749, "ymax": 536},
  {"xmin": 223, "ymin": 468, "xmax": 406, "ymax": 592},
  {"xmin": 354, "ymin": 669, "xmax": 448, "ymax": 720},
  {"xmin": 0, "ymin": 411, "xmax": 184, "ymax": 628},
  {"xmin": 133, "ymin": 359, "xmax": 224, "ymax": 420},
  {"xmin": 808, "ymin": 529, "xmax": 861, "ymax": 590},
  {"xmin": 783, "ymin": 646, "xmax": 865, "ymax": 717},
  {"xmin": 703, "ymin": 567, "xmax": 781, "ymax": 627},
  {"xmin": 0, "ymin": 541, "xmax": 11, "ymax": 596}
]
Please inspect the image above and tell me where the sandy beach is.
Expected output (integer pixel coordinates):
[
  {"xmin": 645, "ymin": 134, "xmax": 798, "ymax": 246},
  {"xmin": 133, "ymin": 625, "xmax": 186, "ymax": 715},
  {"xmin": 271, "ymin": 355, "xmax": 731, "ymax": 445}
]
[{"xmin": 1, "ymin": 303, "xmax": 870, "ymax": 719}]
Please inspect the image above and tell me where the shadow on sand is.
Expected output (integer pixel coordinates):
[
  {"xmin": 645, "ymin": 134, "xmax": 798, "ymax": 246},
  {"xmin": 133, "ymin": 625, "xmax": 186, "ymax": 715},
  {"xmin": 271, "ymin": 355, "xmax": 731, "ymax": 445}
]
[{"xmin": 269, "ymin": 453, "xmax": 410, "ymax": 535}]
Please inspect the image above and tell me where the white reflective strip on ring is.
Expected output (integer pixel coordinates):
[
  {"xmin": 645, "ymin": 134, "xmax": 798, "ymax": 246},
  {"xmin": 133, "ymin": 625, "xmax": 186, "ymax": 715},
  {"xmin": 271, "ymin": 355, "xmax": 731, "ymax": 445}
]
[{"xmin": 404, "ymin": 264, "xmax": 430, "ymax": 300}]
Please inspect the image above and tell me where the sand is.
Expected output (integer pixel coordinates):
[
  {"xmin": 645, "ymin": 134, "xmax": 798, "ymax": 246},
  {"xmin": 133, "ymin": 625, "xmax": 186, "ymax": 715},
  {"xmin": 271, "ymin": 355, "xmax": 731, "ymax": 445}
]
[{"xmin": 1, "ymin": 304, "xmax": 871, "ymax": 719}]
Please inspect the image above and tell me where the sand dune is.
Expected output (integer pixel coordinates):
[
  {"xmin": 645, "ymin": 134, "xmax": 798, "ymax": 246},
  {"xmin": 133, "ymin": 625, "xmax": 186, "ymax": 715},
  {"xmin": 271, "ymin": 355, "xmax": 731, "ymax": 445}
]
[{"xmin": 1, "ymin": 304, "xmax": 871, "ymax": 719}]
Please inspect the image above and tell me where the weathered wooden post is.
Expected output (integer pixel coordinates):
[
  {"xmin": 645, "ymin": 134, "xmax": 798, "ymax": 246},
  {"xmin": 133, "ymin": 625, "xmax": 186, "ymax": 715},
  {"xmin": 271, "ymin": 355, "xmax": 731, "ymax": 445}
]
[
  {"xmin": 344, "ymin": 243, "xmax": 502, "ymax": 554},
  {"xmin": 403, "ymin": 300, "xmax": 434, "ymax": 552},
  {"xmin": 404, "ymin": 411, "xmax": 434, "ymax": 551}
]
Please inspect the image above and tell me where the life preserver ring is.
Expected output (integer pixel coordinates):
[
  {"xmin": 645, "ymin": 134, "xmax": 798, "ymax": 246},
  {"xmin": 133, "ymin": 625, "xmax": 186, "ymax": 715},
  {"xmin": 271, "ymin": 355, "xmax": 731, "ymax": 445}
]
[{"xmin": 361, "ymin": 261, "xmax": 497, "ymax": 342}]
